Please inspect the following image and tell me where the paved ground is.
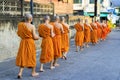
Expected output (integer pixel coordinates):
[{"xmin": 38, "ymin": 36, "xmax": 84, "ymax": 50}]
[{"xmin": 0, "ymin": 30, "xmax": 120, "ymax": 80}]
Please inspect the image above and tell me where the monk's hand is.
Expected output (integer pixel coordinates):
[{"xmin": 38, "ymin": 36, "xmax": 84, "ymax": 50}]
[{"xmin": 51, "ymin": 32, "xmax": 55, "ymax": 37}]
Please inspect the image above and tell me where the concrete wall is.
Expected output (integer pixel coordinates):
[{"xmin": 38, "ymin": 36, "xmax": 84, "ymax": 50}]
[{"xmin": 0, "ymin": 20, "xmax": 19, "ymax": 62}]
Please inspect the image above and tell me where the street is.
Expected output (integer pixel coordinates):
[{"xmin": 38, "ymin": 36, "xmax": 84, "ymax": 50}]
[{"xmin": 0, "ymin": 30, "xmax": 120, "ymax": 80}]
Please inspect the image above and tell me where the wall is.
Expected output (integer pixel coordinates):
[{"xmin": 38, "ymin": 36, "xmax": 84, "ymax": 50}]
[
  {"xmin": 0, "ymin": 20, "xmax": 19, "ymax": 62},
  {"xmin": 25, "ymin": 0, "xmax": 73, "ymax": 15}
]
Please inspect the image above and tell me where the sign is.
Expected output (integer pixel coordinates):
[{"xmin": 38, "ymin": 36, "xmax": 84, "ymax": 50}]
[{"xmin": 73, "ymin": 4, "xmax": 83, "ymax": 10}]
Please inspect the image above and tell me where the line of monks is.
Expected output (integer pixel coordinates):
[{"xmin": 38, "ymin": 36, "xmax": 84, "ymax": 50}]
[
  {"xmin": 74, "ymin": 18, "xmax": 111, "ymax": 51},
  {"xmin": 15, "ymin": 13, "xmax": 111, "ymax": 79}
]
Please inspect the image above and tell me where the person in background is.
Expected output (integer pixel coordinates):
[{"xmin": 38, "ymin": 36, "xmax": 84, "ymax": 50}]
[
  {"xmin": 90, "ymin": 19, "xmax": 98, "ymax": 45},
  {"xmin": 84, "ymin": 19, "xmax": 93, "ymax": 48},
  {"xmin": 74, "ymin": 18, "xmax": 84, "ymax": 52},
  {"xmin": 96, "ymin": 20, "xmax": 102, "ymax": 42}
]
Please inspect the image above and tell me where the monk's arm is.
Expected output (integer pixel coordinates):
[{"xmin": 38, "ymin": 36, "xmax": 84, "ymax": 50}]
[
  {"xmin": 50, "ymin": 25, "xmax": 55, "ymax": 37},
  {"xmin": 89, "ymin": 25, "xmax": 93, "ymax": 31},
  {"xmin": 60, "ymin": 24, "xmax": 64, "ymax": 33},
  {"xmin": 32, "ymin": 26, "xmax": 39, "ymax": 40}
]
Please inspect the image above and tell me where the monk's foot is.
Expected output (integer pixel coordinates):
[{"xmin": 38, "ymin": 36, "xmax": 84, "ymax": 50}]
[
  {"xmin": 62, "ymin": 56, "xmax": 67, "ymax": 60},
  {"xmin": 17, "ymin": 75, "xmax": 22, "ymax": 79},
  {"xmin": 86, "ymin": 45, "xmax": 89, "ymax": 48},
  {"xmin": 92, "ymin": 43, "xmax": 95, "ymax": 46},
  {"xmin": 75, "ymin": 50, "xmax": 78, "ymax": 52},
  {"xmin": 32, "ymin": 72, "xmax": 39, "ymax": 77},
  {"xmin": 40, "ymin": 69, "xmax": 45, "ymax": 72},
  {"xmin": 54, "ymin": 63, "xmax": 60, "ymax": 67},
  {"xmin": 80, "ymin": 48, "xmax": 83, "ymax": 51},
  {"xmin": 50, "ymin": 66, "xmax": 55, "ymax": 70}
]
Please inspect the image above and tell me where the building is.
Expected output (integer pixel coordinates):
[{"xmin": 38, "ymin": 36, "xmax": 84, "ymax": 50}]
[
  {"xmin": 73, "ymin": 0, "xmax": 111, "ymax": 20},
  {"xmin": 0, "ymin": 0, "xmax": 73, "ymax": 18},
  {"xmin": 25, "ymin": 0, "xmax": 73, "ymax": 16}
]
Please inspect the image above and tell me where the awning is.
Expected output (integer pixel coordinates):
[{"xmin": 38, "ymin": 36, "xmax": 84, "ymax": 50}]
[{"xmin": 84, "ymin": 12, "xmax": 109, "ymax": 17}]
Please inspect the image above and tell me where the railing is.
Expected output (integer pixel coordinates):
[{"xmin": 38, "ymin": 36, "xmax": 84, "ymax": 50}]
[{"xmin": 0, "ymin": 0, "xmax": 54, "ymax": 17}]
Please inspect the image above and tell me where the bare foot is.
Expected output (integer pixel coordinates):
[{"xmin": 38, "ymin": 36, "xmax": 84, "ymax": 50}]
[
  {"xmin": 86, "ymin": 45, "xmax": 89, "ymax": 48},
  {"xmin": 80, "ymin": 48, "xmax": 83, "ymax": 51},
  {"xmin": 40, "ymin": 69, "xmax": 45, "ymax": 72},
  {"xmin": 54, "ymin": 63, "xmax": 60, "ymax": 67},
  {"xmin": 17, "ymin": 75, "xmax": 22, "ymax": 79},
  {"xmin": 50, "ymin": 66, "xmax": 55, "ymax": 70},
  {"xmin": 32, "ymin": 73, "xmax": 39, "ymax": 77}
]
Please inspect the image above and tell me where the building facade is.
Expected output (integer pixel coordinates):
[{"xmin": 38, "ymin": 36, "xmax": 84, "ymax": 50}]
[
  {"xmin": 25, "ymin": 0, "xmax": 73, "ymax": 16},
  {"xmin": 73, "ymin": 0, "xmax": 111, "ymax": 19}
]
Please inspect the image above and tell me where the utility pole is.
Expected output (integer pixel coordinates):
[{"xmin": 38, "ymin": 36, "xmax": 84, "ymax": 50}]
[
  {"xmin": 30, "ymin": 0, "xmax": 33, "ymax": 24},
  {"xmin": 94, "ymin": 0, "xmax": 97, "ymax": 20},
  {"xmin": 20, "ymin": 0, "xmax": 24, "ymax": 17}
]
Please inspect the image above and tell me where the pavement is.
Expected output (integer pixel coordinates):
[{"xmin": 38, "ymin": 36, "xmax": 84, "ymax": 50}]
[{"xmin": 0, "ymin": 29, "xmax": 120, "ymax": 80}]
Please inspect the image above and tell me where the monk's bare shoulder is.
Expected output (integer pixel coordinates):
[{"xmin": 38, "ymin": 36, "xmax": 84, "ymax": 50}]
[
  {"xmin": 64, "ymin": 23, "xmax": 69, "ymax": 28},
  {"xmin": 48, "ymin": 24, "xmax": 53, "ymax": 29}
]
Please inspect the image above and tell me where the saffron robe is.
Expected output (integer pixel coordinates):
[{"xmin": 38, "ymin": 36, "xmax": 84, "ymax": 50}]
[
  {"xmin": 61, "ymin": 23, "xmax": 69, "ymax": 52},
  {"xmin": 38, "ymin": 24, "xmax": 54, "ymax": 63},
  {"xmin": 74, "ymin": 23, "xmax": 84, "ymax": 46},
  {"xmin": 52, "ymin": 23, "xmax": 62, "ymax": 59},
  {"xmin": 84, "ymin": 23, "xmax": 91, "ymax": 43},
  {"xmin": 16, "ymin": 22, "xmax": 36, "ymax": 67},
  {"xmin": 90, "ymin": 23, "xmax": 98, "ymax": 43}
]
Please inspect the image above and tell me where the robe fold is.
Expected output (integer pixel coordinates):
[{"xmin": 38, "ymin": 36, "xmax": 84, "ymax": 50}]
[
  {"xmin": 84, "ymin": 23, "xmax": 91, "ymax": 43},
  {"xmin": 38, "ymin": 24, "xmax": 54, "ymax": 63},
  {"xmin": 16, "ymin": 22, "xmax": 36, "ymax": 67},
  {"xmin": 101, "ymin": 24, "xmax": 107, "ymax": 40},
  {"xmin": 96, "ymin": 22, "xmax": 102, "ymax": 40},
  {"xmin": 52, "ymin": 24, "xmax": 62, "ymax": 59},
  {"xmin": 74, "ymin": 23, "xmax": 84, "ymax": 46}
]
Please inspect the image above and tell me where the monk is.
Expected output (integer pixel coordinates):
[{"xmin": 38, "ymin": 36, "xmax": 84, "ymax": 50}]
[
  {"xmin": 51, "ymin": 16, "xmax": 64, "ymax": 66},
  {"xmin": 84, "ymin": 19, "xmax": 93, "ymax": 47},
  {"xmin": 16, "ymin": 14, "xmax": 39, "ymax": 79},
  {"xmin": 96, "ymin": 20, "xmax": 102, "ymax": 41},
  {"xmin": 61, "ymin": 17, "xmax": 69, "ymax": 60},
  {"xmin": 106, "ymin": 20, "xmax": 111, "ymax": 35},
  {"xmin": 101, "ymin": 20, "xmax": 107, "ymax": 40},
  {"xmin": 38, "ymin": 16, "xmax": 55, "ymax": 72},
  {"xmin": 90, "ymin": 19, "xmax": 98, "ymax": 45},
  {"xmin": 74, "ymin": 18, "xmax": 84, "ymax": 51}
]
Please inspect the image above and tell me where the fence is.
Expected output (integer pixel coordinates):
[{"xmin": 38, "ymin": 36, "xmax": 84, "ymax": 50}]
[{"xmin": 0, "ymin": 0, "xmax": 54, "ymax": 20}]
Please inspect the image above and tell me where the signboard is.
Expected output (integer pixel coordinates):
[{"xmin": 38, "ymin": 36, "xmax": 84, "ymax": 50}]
[{"xmin": 73, "ymin": 4, "xmax": 83, "ymax": 10}]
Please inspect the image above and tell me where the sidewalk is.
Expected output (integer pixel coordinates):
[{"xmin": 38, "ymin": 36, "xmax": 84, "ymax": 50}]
[{"xmin": 0, "ymin": 30, "xmax": 120, "ymax": 80}]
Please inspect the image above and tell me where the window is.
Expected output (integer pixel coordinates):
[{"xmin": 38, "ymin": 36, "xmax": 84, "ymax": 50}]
[
  {"xmin": 100, "ymin": 0, "xmax": 103, "ymax": 3},
  {"xmin": 90, "ymin": 0, "xmax": 94, "ymax": 4},
  {"xmin": 74, "ymin": 0, "xmax": 82, "ymax": 4}
]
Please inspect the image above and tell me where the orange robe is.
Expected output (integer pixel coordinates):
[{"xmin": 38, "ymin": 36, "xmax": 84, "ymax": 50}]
[
  {"xmin": 61, "ymin": 23, "xmax": 69, "ymax": 52},
  {"xmin": 38, "ymin": 24, "xmax": 54, "ymax": 63},
  {"xmin": 101, "ymin": 24, "xmax": 107, "ymax": 40},
  {"xmin": 16, "ymin": 22, "xmax": 36, "ymax": 67},
  {"xmin": 52, "ymin": 24, "xmax": 62, "ymax": 59},
  {"xmin": 96, "ymin": 22, "xmax": 102, "ymax": 40},
  {"xmin": 74, "ymin": 23, "xmax": 84, "ymax": 46},
  {"xmin": 106, "ymin": 23, "xmax": 111, "ymax": 34},
  {"xmin": 90, "ymin": 23, "xmax": 98, "ymax": 43},
  {"xmin": 84, "ymin": 23, "xmax": 91, "ymax": 43}
]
